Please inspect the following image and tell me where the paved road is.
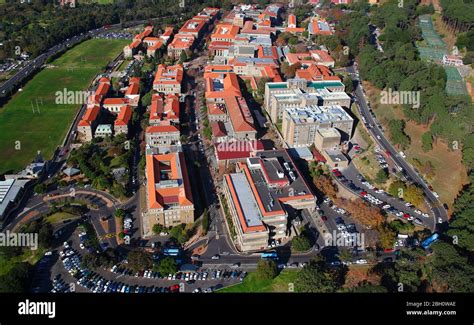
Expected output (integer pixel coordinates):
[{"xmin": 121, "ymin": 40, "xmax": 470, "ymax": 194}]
[
  {"xmin": 0, "ymin": 29, "xmax": 108, "ymax": 98},
  {"xmin": 348, "ymin": 64, "xmax": 448, "ymax": 227},
  {"xmin": 338, "ymin": 163, "xmax": 436, "ymax": 231}
]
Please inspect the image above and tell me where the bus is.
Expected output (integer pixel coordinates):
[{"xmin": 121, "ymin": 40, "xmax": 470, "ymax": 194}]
[
  {"xmin": 261, "ymin": 251, "xmax": 278, "ymax": 260},
  {"xmin": 421, "ymin": 233, "xmax": 439, "ymax": 249},
  {"xmin": 163, "ymin": 248, "xmax": 181, "ymax": 256}
]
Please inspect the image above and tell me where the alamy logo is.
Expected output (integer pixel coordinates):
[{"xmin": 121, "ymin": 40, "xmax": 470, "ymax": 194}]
[
  {"xmin": 325, "ymin": 230, "xmax": 365, "ymax": 249},
  {"xmin": 215, "ymin": 140, "xmax": 259, "ymax": 152},
  {"xmin": 18, "ymin": 300, "xmax": 56, "ymax": 319},
  {"xmin": 55, "ymin": 88, "xmax": 95, "ymax": 105},
  {"xmin": 0, "ymin": 231, "xmax": 38, "ymax": 250},
  {"xmin": 380, "ymin": 88, "xmax": 420, "ymax": 108}
]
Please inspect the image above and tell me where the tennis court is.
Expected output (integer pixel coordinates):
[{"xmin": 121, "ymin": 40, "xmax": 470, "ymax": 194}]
[{"xmin": 417, "ymin": 15, "xmax": 469, "ymax": 96}]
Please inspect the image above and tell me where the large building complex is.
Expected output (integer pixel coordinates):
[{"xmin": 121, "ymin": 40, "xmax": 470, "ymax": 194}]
[
  {"xmin": 153, "ymin": 64, "xmax": 184, "ymax": 94},
  {"xmin": 223, "ymin": 150, "xmax": 316, "ymax": 251},
  {"xmin": 263, "ymin": 78, "xmax": 350, "ymax": 122},
  {"xmin": 282, "ymin": 105, "xmax": 354, "ymax": 147},
  {"xmin": 144, "ymin": 152, "xmax": 194, "ymax": 234}
]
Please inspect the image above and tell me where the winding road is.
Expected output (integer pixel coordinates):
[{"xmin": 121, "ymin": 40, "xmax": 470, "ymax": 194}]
[{"xmin": 348, "ymin": 64, "xmax": 448, "ymax": 229}]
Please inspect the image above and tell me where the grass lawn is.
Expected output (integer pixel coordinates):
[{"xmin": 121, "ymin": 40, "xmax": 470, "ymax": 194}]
[
  {"xmin": 0, "ymin": 38, "xmax": 129, "ymax": 175},
  {"xmin": 218, "ymin": 270, "xmax": 299, "ymax": 293},
  {"xmin": 44, "ymin": 212, "xmax": 80, "ymax": 225}
]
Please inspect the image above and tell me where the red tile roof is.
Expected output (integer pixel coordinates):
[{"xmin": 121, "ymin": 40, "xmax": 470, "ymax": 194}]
[
  {"xmin": 295, "ymin": 64, "xmax": 340, "ymax": 81},
  {"xmin": 211, "ymin": 121, "xmax": 227, "ymax": 137},
  {"xmin": 153, "ymin": 64, "xmax": 184, "ymax": 86},
  {"xmin": 146, "ymin": 152, "xmax": 193, "ymax": 209},
  {"xmin": 205, "ymin": 72, "xmax": 241, "ymax": 99},
  {"xmin": 115, "ymin": 105, "xmax": 132, "ymax": 126},
  {"xmin": 225, "ymin": 96, "xmax": 256, "ymax": 133},
  {"xmin": 211, "ymin": 24, "xmax": 240, "ymax": 41},
  {"xmin": 103, "ymin": 98, "xmax": 129, "ymax": 106},
  {"xmin": 146, "ymin": 125, "xmax": 180, "ymax": 134},
  {"xmin": 168, "ymin": 34, "xmax": 195, "ymax": 50},
  {"xmin": 179, "ymin": 18, "xmax": 206, "ymax": 36},
  {"xmin": 79, "ymin": 105, "xmax": 100, "ymax": 127}
]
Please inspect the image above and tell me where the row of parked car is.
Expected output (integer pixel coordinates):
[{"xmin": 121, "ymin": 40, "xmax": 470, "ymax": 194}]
[
  {"xmin": 50, "ymin": 275, "xmax": 73, "ymax": 293},
  {"xmin": 110, "ymin": 264, "xmax": 247, "ymax": 283},
  {"xmin": 59, "ymin": 244, "xmax": 196, "ymax": 293}
]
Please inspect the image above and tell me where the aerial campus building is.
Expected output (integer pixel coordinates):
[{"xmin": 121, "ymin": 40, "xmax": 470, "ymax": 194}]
[{"xmin": 223, "ymin": 150, "xmax": 316, "ymax": 252}]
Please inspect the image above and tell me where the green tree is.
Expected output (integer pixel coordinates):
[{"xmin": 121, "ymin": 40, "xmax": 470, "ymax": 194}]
[
  {"xmin": 421, "ymin": 132, "xmax": 433, "ymax": 152},
  {"xmin": 169, "ymin": 224, "xmax": 189, "ymax": 244},
  {"xmin": 141, "ymin": 91, "xmax": 153, "ymax": 108},
  {"xmin": 389, "ymin": 220, "xmax": 415, "ymax": 235},
  {"xmin": 429, "ymin": 241, "xmax": 474, "ymax": 292},
  {"xmin": 343, "ymin": 75, "xmax": 354, "ymax": 93},
  {"xmin": 127, "ymin": 249, "xmax": 152, "ymax": 272},
  {"xmin": 255, "ymin": 259, "xmax": 278, "ymax": 280},
  {"xmin": 337, "ymin": 248, "xmax": 353, "ymax": 263},
  {"xmin": 380, "ymin": 248, "xmax": 427, "ymax": 292},
  {"xmin": 114, "ymin": 209, "xmax": 126, "ymax": 219},
  {"xmin": 179, "ymin": 50, "xmax": 187, "ymax": 63},
  {"xmin": 0, "ymin": 262, "xmax": 30, "ymax": 293},
  {"xmin": 152, "ymin": 223, "xmax": 164, "ymax": 234},
  {"xmin": 294, "ymin": 258, "xmax": 340, "ymax": 293},
  {"xmin": 291, "ymin": 233, "xmax": 311, "ymax": 252},
  {"xmin": 388, "ymin": 180, "xmax": 406, "ymax": 198},
  {"xmin": 34, "ymin": 183, "xmax": 47, "ymax": 194},
  {"xmin": 158, "ymin": 257, "xmax": 178, "ymax": 275},
  {"xmin": 375, "ymin": 168, "xmax": 388, "ymax": 184},
  {"xmin": 405, "ymin": 185, "xmax": 424, "ymax": 207}
]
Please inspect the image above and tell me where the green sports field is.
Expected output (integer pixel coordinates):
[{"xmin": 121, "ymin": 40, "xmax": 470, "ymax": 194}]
[
  {"xmin": 0, "ymin": 38, "xmax": 128, "ymax": 174},
  {"xmin": 218, "ymin": 270, "xmax": 299, "ymax": 293}
]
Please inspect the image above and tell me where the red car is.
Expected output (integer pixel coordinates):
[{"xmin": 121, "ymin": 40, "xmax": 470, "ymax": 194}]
[
  {"xmin": 170, "ymin": 284, "xmax": 180, "ymax": 293},
  {"xmin": 385, "ymin": 151, "xmax": 391, "ymax": 156},
  {"xmin": 403, "ymin": 213, "xmax": 410, "ymax": 219},
  {"xmin": 360, "ymin": 191, "xmax": 367, "ymax": 197},
  {"xmin": 321, "ymin": 215, "xmax": 328, "ymax": 221},
  {"xmin": 384, "ymin": 248, "xmax": 394, "ymax": 253}
]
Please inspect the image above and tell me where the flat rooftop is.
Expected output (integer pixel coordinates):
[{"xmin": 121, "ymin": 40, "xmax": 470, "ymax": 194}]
[
  {"xmin": 0, "ymin": 179, "xmax": 29, "ymax": 218},
  {"xmin": 325, "ymin": 148, "xmax": 348, "ymax": 163},
  {"xmin": 318, "ymin": 128, "xmax": 341, "ymax": 138},
  {"xmin": 229, "ymin": 173, "xmax": 263, "ymax": 228},
  {"xmin": 285, "ymin": 105, "xmax": 353, "ymax": 124},
  {"xmin": 245, "ymin": 150, "xmax": 313, "ymax": 214}
]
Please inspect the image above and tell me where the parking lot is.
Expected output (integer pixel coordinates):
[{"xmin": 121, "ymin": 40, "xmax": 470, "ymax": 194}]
[{"xmin": 45, "ymin": 226, "xmax": 246, "ymax": 294}]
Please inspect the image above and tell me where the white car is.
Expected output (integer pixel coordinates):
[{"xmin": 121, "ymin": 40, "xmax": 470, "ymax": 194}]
[
  {"xmin": 399, "ymin": 151, "xmax": 406, "ymax": 158},
  {"xmin": 396, "ymin": 211, "xmax": 404, "ymax": 217},
  {"xmin": 355, "ymin": 259, "xmax": 368, "ymax": 265},
  {"xmin": 159, "ymin": 232, "xmax": 169, "ymax": 236},
  {"xmin": 382, "ymin": 204, "xmax": 391, "ymax": 209},
  {"xmin": 79, "ymin": 243, "xmax": 85, "ymax": 250},
  {"xmin": 433, "ymin": 192, "xmax": 440, "ymax": 198},
  {"xmin": 438, "ymin": 217, "xmax": 443, "ymax": 223},
  {"xmin": 422, "ymin": 213, "xmax": 430, "ymax": 218},
  {"xmin": 414, "ymin": 210, "xmax": 422, "ymax": 215},
  {"xmin": 405, "ymin": 202, "xmax": 412, "ymax": 207},
  {"xmin": 407, "ymin": 216, "xmax": 415, "ymax": 221}
]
